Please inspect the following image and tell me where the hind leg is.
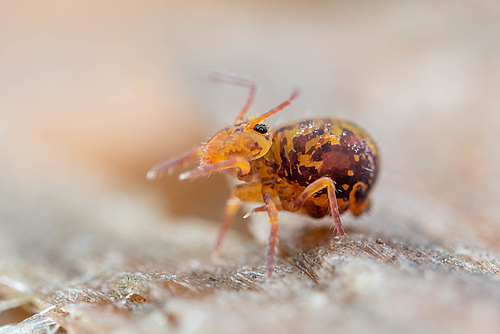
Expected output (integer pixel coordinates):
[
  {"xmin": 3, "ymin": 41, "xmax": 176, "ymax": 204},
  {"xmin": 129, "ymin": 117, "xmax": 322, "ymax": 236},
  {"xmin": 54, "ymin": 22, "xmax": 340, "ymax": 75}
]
[
  {"xmin": 349, "ymin": 182, "xmax": 371, "ymax": 216},
  {"xmin": 292, "ymin": 177, "xmax": 345, "ymax": 238}
]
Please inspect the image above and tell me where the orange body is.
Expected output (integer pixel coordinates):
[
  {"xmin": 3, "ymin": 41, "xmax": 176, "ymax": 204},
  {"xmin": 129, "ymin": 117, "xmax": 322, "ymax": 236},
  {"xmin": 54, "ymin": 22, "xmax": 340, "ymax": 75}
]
[{"xmin": 148, "ymin": 73, "xmax": 379, "ymax": 277}]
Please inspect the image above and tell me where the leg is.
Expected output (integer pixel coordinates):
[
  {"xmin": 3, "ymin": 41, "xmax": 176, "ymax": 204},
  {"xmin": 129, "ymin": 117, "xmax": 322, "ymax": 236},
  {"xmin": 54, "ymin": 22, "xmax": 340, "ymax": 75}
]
[
  {"xmin": 349, "ymin": 182, "xmax": 371, "ymax": 216},
  {"xmin": 292, "ymin": 177, "xmax": 345, "ymax": 238},
  {"xmin": 205, "ymin": 72, "xmax": 256, "ymax": 123},
  {"xmin": 214, "ymin": 183, "xmax": 263, "ymax": 256},
  {"xmin": 147, "ymin": 148, "xmax": 199, "ymax": 180},
  {"xmin": 263, "ymin": 192, "xmax": 280, "ymax": 278}
]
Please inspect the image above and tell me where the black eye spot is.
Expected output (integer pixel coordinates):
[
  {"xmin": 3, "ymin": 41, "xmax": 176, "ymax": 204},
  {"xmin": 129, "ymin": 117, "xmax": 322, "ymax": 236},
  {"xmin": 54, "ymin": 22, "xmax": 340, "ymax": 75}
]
[{"xmin": 253, "ymin": 124, "xmax": 268, "ymax": 134}]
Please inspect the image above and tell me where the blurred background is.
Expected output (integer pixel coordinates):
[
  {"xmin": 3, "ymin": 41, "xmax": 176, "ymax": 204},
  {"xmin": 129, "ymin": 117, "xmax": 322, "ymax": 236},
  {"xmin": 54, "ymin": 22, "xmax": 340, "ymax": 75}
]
[
  {"xmin": 1, "ymin": 0, "xmax": 500, "ymax": 332},
  {"xmin": 1, "ymin": 0, "xmax": 499, "ymax": 242}
]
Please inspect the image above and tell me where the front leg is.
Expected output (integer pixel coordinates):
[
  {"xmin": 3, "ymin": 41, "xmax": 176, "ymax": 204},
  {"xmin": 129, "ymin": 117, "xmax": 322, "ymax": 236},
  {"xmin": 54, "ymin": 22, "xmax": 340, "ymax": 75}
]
[
  {"xmin": 292, "ymin": 177, "xmax": 345, "ymax": 238},
  {"xmin": 214, "ymin": 183, "xmax": 263, "ymax": 256}
]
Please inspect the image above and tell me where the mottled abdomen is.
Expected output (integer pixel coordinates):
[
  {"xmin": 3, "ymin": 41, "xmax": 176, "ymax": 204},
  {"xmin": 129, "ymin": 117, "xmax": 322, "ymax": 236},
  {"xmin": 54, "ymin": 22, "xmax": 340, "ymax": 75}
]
[{"xmin": 266, "ymin": 118, "xmax": 379, "ymax": 218}]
